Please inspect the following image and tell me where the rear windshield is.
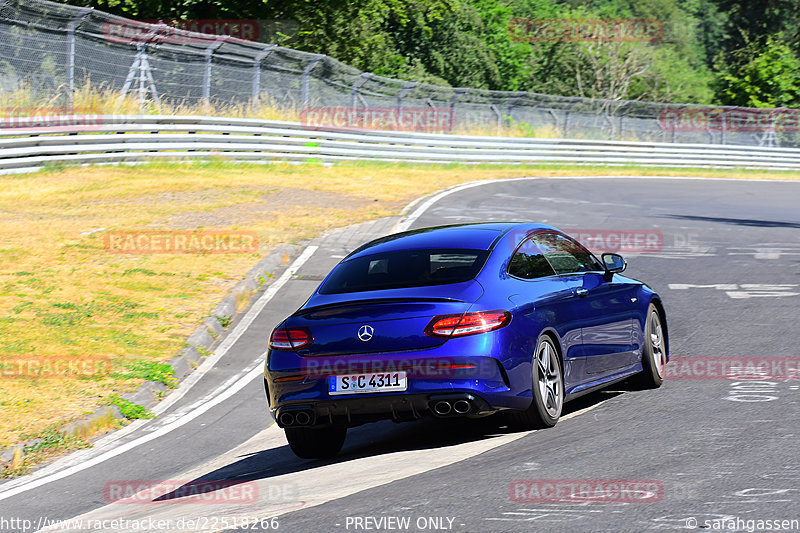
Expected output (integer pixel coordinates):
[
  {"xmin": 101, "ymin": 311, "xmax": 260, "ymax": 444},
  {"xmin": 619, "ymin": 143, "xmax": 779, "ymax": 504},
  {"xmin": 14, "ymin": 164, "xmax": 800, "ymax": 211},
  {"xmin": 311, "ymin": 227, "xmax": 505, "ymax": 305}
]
[{"xmin": 319, "ymin": 248, "xmax": 489, "ymax": 294}]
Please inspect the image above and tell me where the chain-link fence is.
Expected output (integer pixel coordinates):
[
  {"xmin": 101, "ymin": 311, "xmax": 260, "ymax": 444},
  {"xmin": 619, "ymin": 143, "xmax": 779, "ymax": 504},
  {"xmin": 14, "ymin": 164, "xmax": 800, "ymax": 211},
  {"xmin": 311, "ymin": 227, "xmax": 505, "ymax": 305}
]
[{"xmin": 2, "ymin": 0, "xmax": 798, "ymax": 146}]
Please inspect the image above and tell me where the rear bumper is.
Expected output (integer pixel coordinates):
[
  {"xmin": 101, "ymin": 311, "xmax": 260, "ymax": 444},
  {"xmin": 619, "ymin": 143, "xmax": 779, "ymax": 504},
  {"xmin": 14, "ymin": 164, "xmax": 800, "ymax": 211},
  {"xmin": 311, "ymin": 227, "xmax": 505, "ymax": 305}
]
[
  {"xmin": 266, "ymin": 383, "xmax": 498, "ymax": 428},
  {"xmin": 264, "ymin": 337, "xmax": 543, "ymax": 428},
  {"xmin": 265, "ymin": 349, "xmax": 533, "ymax": 420}
]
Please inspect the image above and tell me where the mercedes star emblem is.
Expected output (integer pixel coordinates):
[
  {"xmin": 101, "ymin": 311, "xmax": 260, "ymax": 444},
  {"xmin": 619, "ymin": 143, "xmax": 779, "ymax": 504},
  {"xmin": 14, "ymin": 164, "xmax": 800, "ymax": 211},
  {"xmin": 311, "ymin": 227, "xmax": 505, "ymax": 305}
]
[{"xmin": 358, "ymin": 324, "xmax": 374, "ymax": 342}]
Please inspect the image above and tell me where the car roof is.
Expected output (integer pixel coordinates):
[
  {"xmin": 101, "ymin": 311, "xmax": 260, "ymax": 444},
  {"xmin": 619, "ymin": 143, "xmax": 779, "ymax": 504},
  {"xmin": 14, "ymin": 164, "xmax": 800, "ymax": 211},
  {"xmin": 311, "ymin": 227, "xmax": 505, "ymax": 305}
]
[{"xmin": 345, "ymin": 222, "xmax": 554, "ymax": 259}]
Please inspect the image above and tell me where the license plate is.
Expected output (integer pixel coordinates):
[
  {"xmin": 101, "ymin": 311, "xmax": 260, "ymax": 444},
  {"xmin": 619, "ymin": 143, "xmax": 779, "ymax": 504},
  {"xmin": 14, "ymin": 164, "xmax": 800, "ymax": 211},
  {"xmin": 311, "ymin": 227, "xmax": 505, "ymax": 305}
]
[{"xmin": 329, "ymin": 371, "xmax": 407, "ymax": 395}]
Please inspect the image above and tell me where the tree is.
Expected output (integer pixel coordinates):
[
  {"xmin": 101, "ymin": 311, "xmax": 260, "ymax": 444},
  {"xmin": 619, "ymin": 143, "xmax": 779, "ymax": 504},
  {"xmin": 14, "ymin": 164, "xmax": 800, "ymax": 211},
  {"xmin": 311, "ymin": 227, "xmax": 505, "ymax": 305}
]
[
  {"xmin": 46, "ymin": 0, "xmax": 800, "ymax": 107},
  {"xmin": 715, "ymin": 35, "xmax": 800, "ymax": 107}
]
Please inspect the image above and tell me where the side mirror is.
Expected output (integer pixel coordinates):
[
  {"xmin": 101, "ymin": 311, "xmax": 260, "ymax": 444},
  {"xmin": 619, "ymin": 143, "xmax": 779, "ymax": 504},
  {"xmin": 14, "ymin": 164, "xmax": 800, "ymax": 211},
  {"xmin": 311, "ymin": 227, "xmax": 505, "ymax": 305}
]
[{"xmin": 601, "ymin": 253, "xmax": 626, "ymax": 273}]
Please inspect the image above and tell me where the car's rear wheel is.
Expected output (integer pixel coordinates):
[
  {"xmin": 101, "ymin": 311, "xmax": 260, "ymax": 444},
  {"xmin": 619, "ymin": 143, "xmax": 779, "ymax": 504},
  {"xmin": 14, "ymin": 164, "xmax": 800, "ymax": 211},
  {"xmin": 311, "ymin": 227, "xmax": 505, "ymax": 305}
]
[
  {"xmin": 509, "ymin": 335, "xmax": 563, "ymax": 429},
  {"xmin": 284, "ymin": 426, "xmax": 347, "ymax": 459},
  {"xmin": 634, "ymin": 303, "xmax": 666, "ymax": 389}
]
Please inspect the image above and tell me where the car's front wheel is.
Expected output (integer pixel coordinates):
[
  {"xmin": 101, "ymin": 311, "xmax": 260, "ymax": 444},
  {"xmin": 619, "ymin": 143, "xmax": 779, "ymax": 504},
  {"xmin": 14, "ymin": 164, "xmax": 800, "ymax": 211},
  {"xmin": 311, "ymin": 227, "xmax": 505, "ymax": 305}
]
[
  {"xmin": 285, "ymin": 426, "xmax": 347, "ymax": 459},
  {"xmin": 509, "ymin": 335, "xmax": 563, "ymax": 429}
]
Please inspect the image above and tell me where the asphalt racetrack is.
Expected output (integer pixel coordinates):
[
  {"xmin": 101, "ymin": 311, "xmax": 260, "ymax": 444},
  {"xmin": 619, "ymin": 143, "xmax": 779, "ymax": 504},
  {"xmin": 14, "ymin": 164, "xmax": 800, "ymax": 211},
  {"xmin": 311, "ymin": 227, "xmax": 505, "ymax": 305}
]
[{"xmin": 1, "ymin": 176, "xmax": 798, "ymax": 533}]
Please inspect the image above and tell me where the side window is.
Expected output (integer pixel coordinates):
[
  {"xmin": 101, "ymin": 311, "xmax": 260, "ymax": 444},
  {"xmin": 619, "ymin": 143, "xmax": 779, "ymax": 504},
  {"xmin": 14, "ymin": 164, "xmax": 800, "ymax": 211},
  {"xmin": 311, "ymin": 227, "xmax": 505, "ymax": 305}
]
[
  {"xmin": 508, "ymin": 238, "xmax": 556, "ymax": 279},
  {"xmin": 533, "ymin": 232, "xmax": 603, "ymax": 274}
]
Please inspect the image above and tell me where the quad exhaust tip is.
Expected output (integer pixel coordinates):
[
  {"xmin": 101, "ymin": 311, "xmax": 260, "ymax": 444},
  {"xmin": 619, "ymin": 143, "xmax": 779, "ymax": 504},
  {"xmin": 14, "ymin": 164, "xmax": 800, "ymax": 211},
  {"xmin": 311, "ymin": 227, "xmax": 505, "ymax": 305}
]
[
  {"xmin": 278, "ymin": 409, "xmax": 314, "ymax": 427},
  {"xmin": 431, "ymin": 397, "xmax": 475, "ymax": 417},
  {"xmin": 433, "ymin": 401, "xmax": 452, "ymax": 415},
  {"xmin": 453, "ymin": 399, "xmax": 471, "ymax": 414}
]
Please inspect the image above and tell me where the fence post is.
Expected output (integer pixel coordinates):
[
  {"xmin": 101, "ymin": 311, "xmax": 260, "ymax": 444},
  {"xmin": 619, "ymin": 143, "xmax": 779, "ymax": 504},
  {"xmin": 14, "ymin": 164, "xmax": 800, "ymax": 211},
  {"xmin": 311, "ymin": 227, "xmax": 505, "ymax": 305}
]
[
  {"xmin": 349, "ymin": 72, "xmax": 372, "ymax": 109},
  {"xmin": 762, "ymin": 115, "xmax": 777, "ymax": 147},
  {"xmin": 251, "ymin": 45, "xmax": 276, "ymax": 103},
  {"xmin": 203, "ymin": 37, "xmax": 226, "ymax": 104},
  {"xmin": 672, "ymin": 106, "xmax": 681, "ymax": 143},
  {"xmin": 66, "ymin": 8, "xmax": 93, "ymax": 110},
  {"xmin": 138, "ymin": 45, "xmax": 147, "ymax": 108},
  {"xmin": 300, "ymin": 56, "xmax": 323, "ymax": 109},
  {"xmin": 563, "ymin": 102, "xmax": 577, "ymax": 137},
  {"xmin": 506, "ymin": 95, "xmax": 523, "ymax": 128},
  {"xmin": 449, "ymin": 88, "xmax": 466, "ymax": 131},
  {"xmin": 396, "ymin": 81, "xmax": 417, "ymax": 111},
  {"xmin": 618, "ymin": 102, "xmax": 631, "ymax": 140},
  {"xmin": 490, "ymin": 104, "xmax": 501, "ymax": 135}
]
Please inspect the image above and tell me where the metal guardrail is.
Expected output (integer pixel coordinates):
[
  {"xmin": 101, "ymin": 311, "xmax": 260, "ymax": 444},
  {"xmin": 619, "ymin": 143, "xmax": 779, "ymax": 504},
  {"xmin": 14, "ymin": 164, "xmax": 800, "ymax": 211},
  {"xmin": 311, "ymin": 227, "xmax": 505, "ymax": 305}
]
[{"xmin": 1, "ymin": 115, "xmax": 799, "ymax": 174}]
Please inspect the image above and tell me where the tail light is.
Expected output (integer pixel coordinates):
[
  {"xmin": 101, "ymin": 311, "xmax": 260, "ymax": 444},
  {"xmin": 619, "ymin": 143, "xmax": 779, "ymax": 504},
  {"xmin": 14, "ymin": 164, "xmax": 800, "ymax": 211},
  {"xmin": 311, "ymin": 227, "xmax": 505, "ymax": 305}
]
[
  {"xmin": 425, "ymin": 310, "xmax": 511, "ymax": 338},
  {"xmin": 269, "ymin": 327, "xmax": 313, "ymax": 350}
]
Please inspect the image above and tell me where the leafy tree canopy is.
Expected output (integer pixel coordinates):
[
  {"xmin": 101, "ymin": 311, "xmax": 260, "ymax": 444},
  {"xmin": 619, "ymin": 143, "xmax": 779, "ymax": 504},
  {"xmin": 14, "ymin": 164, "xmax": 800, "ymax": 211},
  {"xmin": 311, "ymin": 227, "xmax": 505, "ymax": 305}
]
[{"xmin": 55, "ymin": 0, "xmax": 800, "ymax": 106}]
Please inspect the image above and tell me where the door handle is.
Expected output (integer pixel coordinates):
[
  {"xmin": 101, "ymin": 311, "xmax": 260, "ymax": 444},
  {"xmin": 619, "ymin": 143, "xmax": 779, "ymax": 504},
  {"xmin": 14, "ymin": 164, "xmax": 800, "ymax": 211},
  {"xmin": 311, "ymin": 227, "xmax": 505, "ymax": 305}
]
[{"xmin": 575, "ymin": 287, "xmax": 588, "ymax": 297}]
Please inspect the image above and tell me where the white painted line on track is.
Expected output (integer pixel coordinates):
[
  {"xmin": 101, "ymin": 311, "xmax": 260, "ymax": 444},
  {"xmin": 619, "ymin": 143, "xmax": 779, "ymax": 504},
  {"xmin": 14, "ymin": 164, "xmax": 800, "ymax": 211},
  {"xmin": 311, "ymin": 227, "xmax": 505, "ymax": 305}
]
[
  {"xmin": 393, "ymin": 179, "xmax": 510, "ymax": 233},
  {"xmin": 668, "ymin": 283, "xmax": 800, "ymax": 299},
  {"xmin": 0, "ymin": 246, "xmax": 318, "ymax": 502}
]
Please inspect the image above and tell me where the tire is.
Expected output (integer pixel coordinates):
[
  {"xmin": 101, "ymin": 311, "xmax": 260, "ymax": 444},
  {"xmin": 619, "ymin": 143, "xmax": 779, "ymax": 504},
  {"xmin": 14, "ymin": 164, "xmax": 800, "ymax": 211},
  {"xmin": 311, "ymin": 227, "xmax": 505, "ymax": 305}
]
[
  {"xmin": 284, "ymin": 426, "xmax": 347, "ymax": 459},
  {"xmin": 634, "ymin": 303, "xmax": 666, "ymax": 389},
  {"xmin": 509, "ymin": 335, "xmax": 564, "ymax": 430}
]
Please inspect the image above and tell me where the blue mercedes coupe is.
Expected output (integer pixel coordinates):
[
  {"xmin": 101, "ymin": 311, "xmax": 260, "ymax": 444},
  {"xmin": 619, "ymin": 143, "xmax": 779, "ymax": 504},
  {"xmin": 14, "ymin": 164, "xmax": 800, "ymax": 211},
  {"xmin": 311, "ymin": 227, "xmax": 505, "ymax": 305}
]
[{"xmin": 265, "ymin": 223, "xmax": 668, "ymax": 458}]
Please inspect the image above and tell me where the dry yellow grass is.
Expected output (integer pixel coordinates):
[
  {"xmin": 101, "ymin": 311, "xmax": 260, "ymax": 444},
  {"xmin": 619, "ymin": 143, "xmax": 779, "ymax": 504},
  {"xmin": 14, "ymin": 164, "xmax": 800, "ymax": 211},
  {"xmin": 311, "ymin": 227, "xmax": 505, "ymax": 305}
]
[
  {"xmin": 1, "ymin": 157, "xmax": 798, "ymax": 465},
  {"xmin": 0, "ymin": 82, "xmax": 302, "ymax": 121},
  {"xmin": 0, "ymin": 83, "xmax": 566, "ymax": 137}
]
